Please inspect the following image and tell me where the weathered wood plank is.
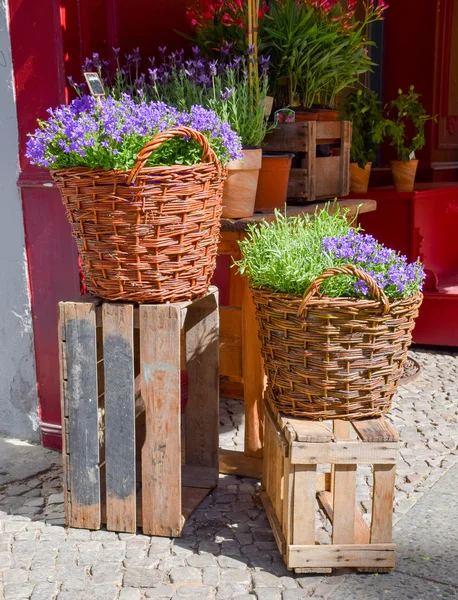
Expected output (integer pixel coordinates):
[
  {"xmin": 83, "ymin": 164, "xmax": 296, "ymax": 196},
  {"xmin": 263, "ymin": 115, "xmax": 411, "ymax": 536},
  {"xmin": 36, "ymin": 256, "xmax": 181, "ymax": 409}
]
[
  {"xmin": 102, "ymin": 303, "xmax": 136, "ymax": 533},
  {"xmin": 290, "ymin": 441, "xmax": 399, "ymax": 464},
  {"xmin": 181, "ymin": 465, "xmax": 219, "ymax": 489},
  {"xmin": 292, "ymin": 465, "xmax": 316, "ymax": 545},
  {"xmin": 264, "ymin": 122, "xmax": 310, "ymax": 153},
  {"xmin": 64, "ymin": 301, "xmax": 101, "ymax": 530},
  {"xmin": 185, "ymin": 292, "xmax": 219, "ymax": 485},
  {"xmin": 287, "ymin": 544, "xmax": 396, "ymax": 569},
  {"xmin": 339, "ymin": 120, "xmax": 352, "ymax": 196},
  {"xmin": 219, "ymin": 307, "xmax": 242, "ymax": 378},
  {"xmin": 140, "ymin": 304, "xmax": 182, "ymax": 537},
  {"xmin": 219, "ymin": 449, "xmax": 263, "ymax": 479},
  {"xmin": 352, "ymin": 418, "xmax": 399, "ymax": 443},
  {"xmin": 318, "ymin": 491, "xmax": 370, "ymax": 545},
  {"xmin": 283, "ymin": 419, "xmax": 334, "ymax": 443},
  {"xmin": 371, "ymin": 464, "xmax": 397, "ymax": 544},
  {"xmin": 332, "ymin": 464, "xmax": 357, "ymax": 544},
  {"xmin": 316, "ymin": 156, "xmax": 341, "ymax": 198},
  {"xmin": 260, "ymin": 491, "xmax": 287, "ymax": 556}
]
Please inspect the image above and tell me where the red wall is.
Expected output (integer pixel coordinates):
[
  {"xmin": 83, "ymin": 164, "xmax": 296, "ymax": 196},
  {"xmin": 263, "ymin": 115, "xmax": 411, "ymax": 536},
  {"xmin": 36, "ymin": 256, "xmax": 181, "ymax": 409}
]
[{"xmin": 8, "ymin": 0, "xmax": 190, "ymax": 448}]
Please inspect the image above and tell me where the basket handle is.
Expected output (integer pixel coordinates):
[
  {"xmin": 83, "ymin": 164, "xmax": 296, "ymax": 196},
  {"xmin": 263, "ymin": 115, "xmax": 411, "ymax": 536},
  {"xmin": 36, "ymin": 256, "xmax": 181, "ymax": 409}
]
[
  {"xmin": 126, "ymin": 126, "xmax": 221, "ymax": 185},
  {"xmin": 298, "ymin": 264, "xmax": 391, "ymax": 316}
]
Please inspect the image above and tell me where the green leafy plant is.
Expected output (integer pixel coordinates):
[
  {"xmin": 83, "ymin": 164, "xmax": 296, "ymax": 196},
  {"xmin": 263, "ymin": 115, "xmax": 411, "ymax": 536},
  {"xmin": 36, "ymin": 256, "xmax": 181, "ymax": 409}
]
[
  {"xmin": 385, "ymin": 86, "xmax": 435, "ymax": 163},
  {"xmin": 235, "ymin": 203, "xmax": 425, "ymax": 300},
  {"xmin": 340, "ymin": 89, "xmax": 386, "ymax": 168},
  {"xmin": 260, "ymin": 0, "xmax": 387, "ymax": 109}
]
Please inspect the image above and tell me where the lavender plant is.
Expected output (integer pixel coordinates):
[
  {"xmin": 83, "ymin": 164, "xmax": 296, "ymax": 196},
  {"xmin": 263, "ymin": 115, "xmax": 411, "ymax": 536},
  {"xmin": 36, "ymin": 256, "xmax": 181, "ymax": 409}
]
[
  {"xmin": 73, "ymin": 46, "xmax": 271, "ymax": 148},
  {"xmin": 236, "ymin": 204, "xmax": 425, "ymax": 300},
  {"xmin": 26, "ymin": 95, "xmax": 242, "ymax": 171}
]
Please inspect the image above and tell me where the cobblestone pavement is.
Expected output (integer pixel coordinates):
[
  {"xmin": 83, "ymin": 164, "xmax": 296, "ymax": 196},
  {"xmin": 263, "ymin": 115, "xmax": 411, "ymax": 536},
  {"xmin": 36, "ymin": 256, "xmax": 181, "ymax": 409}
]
[{"xmin": 0, "ymin": 348, "xmax": 457, "ymax": 600}]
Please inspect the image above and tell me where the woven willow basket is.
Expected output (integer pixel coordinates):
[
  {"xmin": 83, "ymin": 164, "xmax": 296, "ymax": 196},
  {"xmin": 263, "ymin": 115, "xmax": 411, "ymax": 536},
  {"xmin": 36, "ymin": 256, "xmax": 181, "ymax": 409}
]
[
  {"xmin": 251, "ymin": 265, "xmax": 423, "ymax": 420},
  {"xmin": 52, "ymin": 127, "xmax": 226, "ymax": 303}
]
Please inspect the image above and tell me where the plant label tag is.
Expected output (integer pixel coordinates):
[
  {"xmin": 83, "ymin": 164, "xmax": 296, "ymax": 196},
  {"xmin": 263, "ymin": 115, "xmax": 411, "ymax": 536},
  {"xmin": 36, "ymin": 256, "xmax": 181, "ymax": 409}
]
[
  {"xmin": 409, "ymin": 151, "xmax": 416, "ymax": 160},
  {"xmin": 275, "ymin": 108, "xmax": 295, "ymax": 124},
  {"xmin": 84, "ymin": 72, "xmax": 105, "ymax": 97}
]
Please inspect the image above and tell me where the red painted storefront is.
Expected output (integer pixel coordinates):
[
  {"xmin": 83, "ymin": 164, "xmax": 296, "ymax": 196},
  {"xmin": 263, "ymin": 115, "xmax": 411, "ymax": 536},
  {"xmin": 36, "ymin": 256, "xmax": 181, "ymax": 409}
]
[{"xmin": 7, "ymin": 0, "xmax": 458, "ymax": 448}]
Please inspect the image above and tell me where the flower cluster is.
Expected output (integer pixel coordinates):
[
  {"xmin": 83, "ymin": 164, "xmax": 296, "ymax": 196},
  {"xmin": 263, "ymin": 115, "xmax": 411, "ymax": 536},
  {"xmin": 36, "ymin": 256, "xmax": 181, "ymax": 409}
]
[
  {"xmin": 186, "ymin": 0, "xmax": 268, "ymax": 30},
  {"xmin": 322, "ymin": 229, "xmax": 425, "ymax": 299},
  {"xmin": 26, "ymin": 95, "xmax": 242, "ymax": 171}
]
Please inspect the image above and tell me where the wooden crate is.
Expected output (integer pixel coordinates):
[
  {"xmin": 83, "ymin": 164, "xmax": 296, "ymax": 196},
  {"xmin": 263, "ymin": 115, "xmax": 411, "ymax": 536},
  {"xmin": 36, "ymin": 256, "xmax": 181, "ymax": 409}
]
[
  {"xmin": 59, "ymin": 287, "xmax": 219, "ymax": 537},
  {"xmin": 262, "ymin": 395, "xmax": 399, "ymax": 573},
  {"xmin": 263, "ymin": 120, "xmax": 352, "ymax": 202}
]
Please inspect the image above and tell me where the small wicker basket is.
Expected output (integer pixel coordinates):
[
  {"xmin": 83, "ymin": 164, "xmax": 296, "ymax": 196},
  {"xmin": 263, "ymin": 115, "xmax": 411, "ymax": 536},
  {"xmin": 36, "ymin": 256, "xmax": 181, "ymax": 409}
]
[
  {"xmin": 52, "ymin": 127, "xmax": 226, "ymax": 303},
  {"xmin": 251, "ymin": 265, "xmax": 423, "ymax": 420}
]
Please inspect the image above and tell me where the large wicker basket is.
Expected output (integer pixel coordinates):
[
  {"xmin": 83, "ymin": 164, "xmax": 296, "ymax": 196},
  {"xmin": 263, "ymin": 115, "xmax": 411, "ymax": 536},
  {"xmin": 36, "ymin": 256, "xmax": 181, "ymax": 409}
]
[
  {"xmin": 51, "ymin": 127, "xmax": 226, "ymax": 303},
  {"xmin": 251, "ymin": 265, "xmax": 423, "ymax": 420}
]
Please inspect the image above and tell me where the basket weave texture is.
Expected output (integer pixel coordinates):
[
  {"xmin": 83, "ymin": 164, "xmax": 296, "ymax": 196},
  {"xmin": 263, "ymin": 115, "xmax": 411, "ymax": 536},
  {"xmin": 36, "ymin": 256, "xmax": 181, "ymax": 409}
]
[
  {"xmin": 251, "ymin": 265, "xmax": 423, "ymax": 420},
  {"xmin": 51, "ymin": 127, "xmax": 226, "ymax": 303}
]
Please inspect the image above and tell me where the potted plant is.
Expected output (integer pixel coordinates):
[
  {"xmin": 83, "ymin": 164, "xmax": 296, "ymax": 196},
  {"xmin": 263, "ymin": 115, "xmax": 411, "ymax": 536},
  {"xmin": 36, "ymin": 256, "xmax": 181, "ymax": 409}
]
[
  {"xmin": 385, "ymin": 86, "xmax": 435, "ymax": 192},
  {"xmin": 236, "ymin": 204, "xmax": 424, "ymax": 420},
  {"xmin": 254, "ymin": 152, "xmax": 294, "ymax": 212},
  {"xmin": 76, "ymin": 48, "xmax": 271, "ymax": 219},
  {"xmin": 339, "ymin": 89, "xmax": 385, "ymax": 192},
  {"xmin": 26, "ymin": 96, "xmax": 242, "ymax": 303},
  {"xmin": 260, "ymin": 0, "xmax": 387, "ymax": 119}
]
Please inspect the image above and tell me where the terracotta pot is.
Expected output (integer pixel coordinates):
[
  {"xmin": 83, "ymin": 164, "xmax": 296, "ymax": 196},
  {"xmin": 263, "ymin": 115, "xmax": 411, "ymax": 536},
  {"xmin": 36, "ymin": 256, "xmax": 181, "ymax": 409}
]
[
  {"xmin": 294, "ymin": 111, "xmax": 318, "ymax": 122},
  {"xmin": 255, "ymin": 153, "xmax": 293, "ymax": 212},
  {"xmin": 350, "ymin": 162, "xmax": 372, "ymax": 193},
  {"xmin": 315, "ymin": 109, "xmax": 339, "ymax": 121},
  {"xmin": 222, "ymin": 148, "xmax": 262, "ymax": 218},
  {"xmin": 391, "ymin": 159, "xmax": 418, "ymax": 192}
]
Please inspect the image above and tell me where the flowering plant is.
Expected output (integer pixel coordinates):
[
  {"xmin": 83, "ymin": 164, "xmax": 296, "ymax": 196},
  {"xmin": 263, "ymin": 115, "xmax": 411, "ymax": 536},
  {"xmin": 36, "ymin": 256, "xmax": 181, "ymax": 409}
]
[
  {"xmin": 26, "ymin": 95, "xmax": 242, "ymax": 170},
  {"xmin": 261, "ymin": 0, "xmax": 387, "ymax": 108},
  {"xmin": 73, "ymin": 46, "xmax": 271, "ymax": 148},
  {"xmin": 185, "ymin": 0, "xmax": 268, "ymax": 56},
  {"xmin": 339, "ymin": 89, "xmax": 386, "ymax": 168},
  {"xmin": 236, "ymin": 204, "xmax": 424, "ymax": 300},
  {"xmin": 384, "ymin": 86, "xmax": 435, "ymax": 163}
]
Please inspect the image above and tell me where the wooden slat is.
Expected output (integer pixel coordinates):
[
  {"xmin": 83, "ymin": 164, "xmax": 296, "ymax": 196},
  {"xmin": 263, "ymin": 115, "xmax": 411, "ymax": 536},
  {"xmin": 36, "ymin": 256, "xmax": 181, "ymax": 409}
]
[
  {"xmin": 316, "ymin": 121, "xmax": 343, "ymax": 143},
  {"xmin": 219, "ymin": 449, "xmax": 263, "ymax": 479},
  {"xmin": 287, "ymin": 168, "xmax": 308, "ymax": 199},
  {"xmin": 219, "ymin": 307, "xmax": 242, "ymax": 378},
  {"xmin": 282, "ymin": 455, "xmax": 293, "ymax": 546},
  {"xmin": 182, "ymin": 466, "xmax": 218, "ymax": 489},
  {"xmin": 184, "ymin": 292, "xmax": 219, "ymax": 486},
  {"xmin": 140, "ymin": 305, "xmax": 182, "ymax": 537},
  {"xmin": 307, "ymin": 121, "xmax": 316, "ymax": 200},
  {"xmin": 242, "ymin": 285, "xmax": 265, "ymax": 458},
  {"xmin": 182, "ymin": 487, "xmax": 212, "ymax": 520},
  {"xmin": 63, "ymin": 301, "xmax": 101, "ymax": 530},
  {"xmin": 290, "ymin": 441, "xmax": 399, "ymax": 464},
  {"xmin": 330, "ymin": 419, "xmax": 351, "ymax": 495},
  {"xmin": 260, "ymin": 491, "xmax": 287, "ymax": 556},
  {"xmin": 371, "ymin": 464, "xmax": 397, "ymax": 544},
  {"xmin": 102, "ymin": 304, "xmax": 136, "ymax": 533},
  {"xmin": 274, "ymin": 431, "xmax": 283, "ymax": 522},
  {"xmin": 219, "ymin": 379, "xmax": 244, "ymax": 401},
  {"xmin": 292, "ymin": 465, "xmax": 316, "ymax": 545},
  {"xmin": 264, "ymin": 121, "xmax": 310, "ymax": 153},
  {"xmin": 283, "ymin": 418, "xmax": 334, "ymax": 442},
  {"xmin": 58, "ymin": 304, "xmax": 70, "ymax": 523},
  {"xmin": 352, "ymin": 418, "xmax": 399, "ymax": 443},
  {"xmin": 339, "ymin": 121, "xmax": 352, "ymax": 196},
  {"xmin": 318, "ymin": 491, "xmax": 370, "ymax": 544},
  {"xmin": 287, "ymin": 544, "xmax": 396, "ymax": 569},
  {"xmin": 316, "ymin": 156, "xmax": 341, "ymax": 198}
]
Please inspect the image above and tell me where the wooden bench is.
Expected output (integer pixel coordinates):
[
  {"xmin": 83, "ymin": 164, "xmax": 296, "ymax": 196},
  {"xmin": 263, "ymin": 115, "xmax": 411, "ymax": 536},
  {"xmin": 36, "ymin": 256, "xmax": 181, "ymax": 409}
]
[{"xmin": 59, "ymin": 287, "xmax": 219, "ymax": 537}]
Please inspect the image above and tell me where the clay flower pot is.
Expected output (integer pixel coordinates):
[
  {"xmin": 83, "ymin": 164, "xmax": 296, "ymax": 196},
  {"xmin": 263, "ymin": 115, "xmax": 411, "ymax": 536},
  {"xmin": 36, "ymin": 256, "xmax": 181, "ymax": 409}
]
[
  {"xmin": 255, "ymin": 153, "xmax": 293, "ymax": 212},
  {"xmin": 391, "ymin": 160, "xmax": 419, "ymax": 192},
  {"xmin": 222, "ymin": 148, "xmax": 262, "ymax": 218},
  {"xmin": 350, "ymin": 162, "xmax": 372, "ymax": 193}
]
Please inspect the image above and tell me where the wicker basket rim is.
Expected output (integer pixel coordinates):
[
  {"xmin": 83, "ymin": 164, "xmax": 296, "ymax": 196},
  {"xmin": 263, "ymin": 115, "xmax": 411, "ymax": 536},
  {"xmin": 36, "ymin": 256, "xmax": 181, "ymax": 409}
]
[
  {"xmin": 250, "ymin": 285, "xmax": 423, "ymax": 310},
  {"xmin": 51, "ymin": 162, "xmax": 222, "ymax": 177}
]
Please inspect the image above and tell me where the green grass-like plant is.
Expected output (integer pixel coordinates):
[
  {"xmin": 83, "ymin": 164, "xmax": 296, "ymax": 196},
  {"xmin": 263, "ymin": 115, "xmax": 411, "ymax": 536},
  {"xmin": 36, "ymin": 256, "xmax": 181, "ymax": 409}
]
[{"xmin": 236, "ymin": 203, "xmax": 358, "ymax": 297}]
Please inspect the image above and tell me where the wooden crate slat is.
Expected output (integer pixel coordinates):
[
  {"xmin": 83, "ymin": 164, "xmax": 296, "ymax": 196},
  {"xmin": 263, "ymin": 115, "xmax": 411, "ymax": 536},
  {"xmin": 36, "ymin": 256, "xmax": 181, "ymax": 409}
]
[
  {"xmin": 102, "ymin": 303, "xmax": 136, "ymax": 533},
  {"xmin": 184, "ymin": 294, "xmax": 219, "ymax": 483},
  {"xmin": 260, "ymin": 491, "xmax": 287, "ymax": 556},
  {"xmin": 316, "ymin": 156, "xmax": 341, "ymax": 198},
  {"xmin": 287, "ymin": 169, "xmax": 308, "ymax": 199},
  {"xmin": 140, "ymin": 304, "xmax": 182, "ymax": 537},
  {"xmin": 63, "ymin": 301, "xmax": 101, "ymax": 530},
  {"xmin": 282, "ymin": 418, "xmax": 334, "ymax": 443},
  {"xmin": 339, "ymin": 121, "xmax": 352, "ymax": 196},
  {"xmin": 282, "ymin": 454, "xmax": 293, "ymax": 546},
  {"xmin": 219, "ymin": 307, "xmax": 242, "ymax": 378},
  {"xmin": 290, "ymin": 440, "xmax": 399, "ymax": 464},
  {"xmin": 264, "ymin": 122, "xmax": 310, "ymax": 152},
  {"xmin": 287, "ymin": 544, "xmax": 396, "ymax": 569},
  {"xmin": 370, "ymin": 464, "xmax": 396, "ymax": 544},
  {"xmin": 316, "ymin": 121, "xmax": 342, "ymax": 142},
  {"xmin": 318, "ymin": 491, "xmax": 370, "ymax": 545},
  {"xmin": 352, "ymin": 418, "xmax": 399, "ymax": 443},
  {"xmin": 181, "ymin": 465, "xmax": 219, "ymax": 489},
  {"xmin": 292, "ymin": 465, "xmax": 316, "ymax": 545},
  {"xmin": 219, "ymin": 449, "xmax": 263, "ymax": 479}
]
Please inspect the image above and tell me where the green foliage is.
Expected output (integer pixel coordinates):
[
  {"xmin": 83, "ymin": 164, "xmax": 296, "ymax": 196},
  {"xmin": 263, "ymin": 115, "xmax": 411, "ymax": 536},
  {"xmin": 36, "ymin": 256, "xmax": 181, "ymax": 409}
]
[
  {"xmin": 236, "ymin": 203, "xmax": 358, "ymax": 296},
  {"xmin": 385, "ymin": 86, "xmax": 435, "ymax": 163},
  {"xmin": 340, "ymin": 89, "xmax": 386, "ymax": 168},
  {"xmin": 260, "ymin": 0, "xmax": 383, "ymax": 109}
]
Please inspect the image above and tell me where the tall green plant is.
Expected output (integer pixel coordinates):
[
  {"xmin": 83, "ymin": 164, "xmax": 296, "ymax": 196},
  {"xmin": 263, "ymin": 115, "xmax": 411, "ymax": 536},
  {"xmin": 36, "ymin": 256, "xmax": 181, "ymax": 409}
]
[
  {"xmin": 260, "ymin": 0, "xmax": 386, "ymax": 109},
  {"xmin": 384, "ymin": 86, "xmax": 435, "ymax": 163},
  {"xmin": 340, "ymin": 89, "xmax": 386, "ymax": 168}
]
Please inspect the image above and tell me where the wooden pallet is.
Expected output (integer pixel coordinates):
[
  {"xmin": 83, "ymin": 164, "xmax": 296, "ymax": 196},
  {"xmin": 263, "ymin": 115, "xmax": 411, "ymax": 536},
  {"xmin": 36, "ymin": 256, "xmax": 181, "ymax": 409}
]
[
  {"xmin": 59, "ymin": 287, "xmax": 219, "ymax": 537},
  {"xmin": 262, "ymin": 396, "xmax": 399, "ymax": 573},
  {"xmin": 263, "ymin": 120, "xmax": 352, "ymax": 202}
]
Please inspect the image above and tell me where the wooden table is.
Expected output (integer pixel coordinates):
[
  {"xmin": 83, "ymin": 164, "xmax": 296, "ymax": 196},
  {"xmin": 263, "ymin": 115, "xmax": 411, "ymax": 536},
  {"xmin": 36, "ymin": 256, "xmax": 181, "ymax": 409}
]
[{"xmin": 217, "ymin": 199, "xmax": 377, "ymax": 479}]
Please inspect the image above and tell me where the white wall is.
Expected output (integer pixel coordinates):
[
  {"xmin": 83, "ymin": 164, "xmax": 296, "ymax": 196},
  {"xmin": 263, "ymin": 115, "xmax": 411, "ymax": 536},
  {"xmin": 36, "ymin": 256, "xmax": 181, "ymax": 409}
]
[{"xmin": 0, "ymin": 1, "xmax": 39, "ymax": 441}]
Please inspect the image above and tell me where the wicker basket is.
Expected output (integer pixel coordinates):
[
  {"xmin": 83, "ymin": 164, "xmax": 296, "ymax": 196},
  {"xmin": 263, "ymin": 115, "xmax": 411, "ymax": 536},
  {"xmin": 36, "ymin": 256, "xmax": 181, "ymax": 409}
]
[
  {"xmin": 51, "ymin": 127, "xmax": 226, "ymax": 303},
  {"xmin": 251, "ymin": 265, "xmax": 423, "ymax": 420}
]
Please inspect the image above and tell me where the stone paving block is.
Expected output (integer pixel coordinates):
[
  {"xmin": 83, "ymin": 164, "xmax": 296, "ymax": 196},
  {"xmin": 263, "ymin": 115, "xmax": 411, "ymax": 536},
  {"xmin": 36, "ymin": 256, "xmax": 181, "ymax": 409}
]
[
  {"xmin": 144, "ymin": 586, "xmax": 175, "ymax": 598},
  {"xmin": 217, "ymin": 556, "xmax": 247, "ymax": 570},
  {"xmin": 186, "ymin": 554, "xmax": 217, "ymax": 568},
  {"xmin": 282, "ymin": 591, "xmax": 310, "ymax": 600},
  {"xmin": 252, "ymin": 572, "xmax": 281, "ymax": 588},
  {"xmin": 220, "ymin": 570, "xmax": 251, "ymax": 585},
  {"xmin": 119, "ymin": 590, "xmax": 142, "ymax": 600},
  {"xmin": 124, "ymin": 567, "xmax": 168, "ymax": 588},
  {"xmin": 202, "ymin": 567, "xmax": 220, "ymax": 586},
  {"xmin": 255, "ymin": 589, "xmax": 282, "ymax": 600},
  {"xmin": 170, "ymin": 567, "xmax": 202, "ymax": 584},
  {"xmin": 3, "ymin": 584, "xmax": 35, "ymax": 600},
  {"xmin": 30, "ymin": 581, "xmax": 59, "ymax": 600},
  {"xmin": 84, "ymin": 585, "xmax": 119, "ymax": 600},
  {"xmin": 216, "ymin": 584, "xmax": 249, "ymax": 599}
]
